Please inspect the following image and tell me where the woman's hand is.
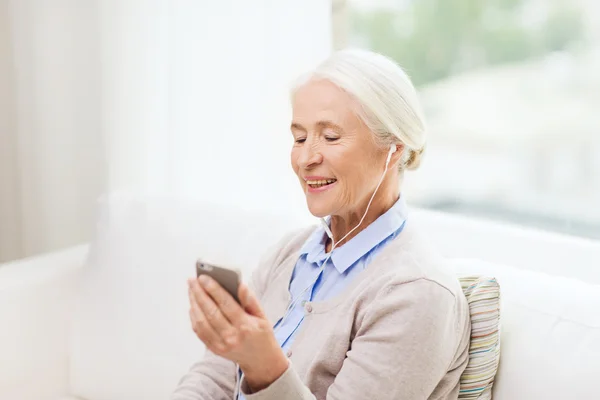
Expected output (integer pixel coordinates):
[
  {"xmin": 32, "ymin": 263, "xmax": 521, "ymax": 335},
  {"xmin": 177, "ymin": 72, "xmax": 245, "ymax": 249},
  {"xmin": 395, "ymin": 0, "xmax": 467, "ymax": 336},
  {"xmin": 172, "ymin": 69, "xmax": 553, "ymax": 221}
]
[{"xmin": 187, "ymin": 275, "xmax": 289, "ymax": 392}]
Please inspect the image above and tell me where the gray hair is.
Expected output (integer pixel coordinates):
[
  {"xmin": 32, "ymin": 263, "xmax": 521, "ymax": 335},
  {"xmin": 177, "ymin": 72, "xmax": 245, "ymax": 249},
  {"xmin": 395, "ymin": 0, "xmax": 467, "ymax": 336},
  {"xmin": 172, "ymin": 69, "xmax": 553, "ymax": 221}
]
[{"xmin": 291, "ymin": 48, "xmax": 427, "ymax": 171}]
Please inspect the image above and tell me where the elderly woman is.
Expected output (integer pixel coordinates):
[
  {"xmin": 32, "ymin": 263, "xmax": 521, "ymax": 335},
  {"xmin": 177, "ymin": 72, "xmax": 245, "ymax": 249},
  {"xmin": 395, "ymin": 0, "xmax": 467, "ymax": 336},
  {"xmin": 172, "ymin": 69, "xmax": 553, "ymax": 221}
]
[{"xmin": 172, "ymin": 49, "xmax": 471, "ymax": 400}]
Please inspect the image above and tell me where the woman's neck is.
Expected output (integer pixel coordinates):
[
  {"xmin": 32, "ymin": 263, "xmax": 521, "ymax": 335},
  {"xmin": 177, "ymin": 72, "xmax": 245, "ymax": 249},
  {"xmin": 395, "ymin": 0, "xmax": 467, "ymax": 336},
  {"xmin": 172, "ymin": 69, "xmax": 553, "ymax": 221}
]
[{"xmin": 325, "ymin": 190, "xmax": 400, "ymax": 252}]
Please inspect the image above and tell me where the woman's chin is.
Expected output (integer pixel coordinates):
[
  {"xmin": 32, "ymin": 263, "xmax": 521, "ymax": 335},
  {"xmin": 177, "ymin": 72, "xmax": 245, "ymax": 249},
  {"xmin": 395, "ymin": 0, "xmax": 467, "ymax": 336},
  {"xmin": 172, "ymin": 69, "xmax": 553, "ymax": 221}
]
[{"xmin": 305, "ymin": 200, "xmax": 331, "ymax": 218}]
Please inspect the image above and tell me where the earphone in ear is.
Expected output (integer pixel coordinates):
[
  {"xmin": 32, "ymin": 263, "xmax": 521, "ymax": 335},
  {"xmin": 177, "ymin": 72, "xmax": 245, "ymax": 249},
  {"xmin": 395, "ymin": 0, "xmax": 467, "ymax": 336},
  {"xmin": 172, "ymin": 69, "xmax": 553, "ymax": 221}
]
[{"xmin": 385, "ymin": 144, "xmax": 397, "ymax": 166}]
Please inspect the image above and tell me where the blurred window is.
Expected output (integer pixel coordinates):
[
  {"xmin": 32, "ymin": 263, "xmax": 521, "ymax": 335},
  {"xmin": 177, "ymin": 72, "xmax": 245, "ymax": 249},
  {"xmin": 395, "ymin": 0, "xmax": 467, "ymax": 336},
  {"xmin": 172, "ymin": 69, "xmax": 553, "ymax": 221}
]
[{"xmin": 341, "ymin": 0, "xmax": 600, "ymax": 239}]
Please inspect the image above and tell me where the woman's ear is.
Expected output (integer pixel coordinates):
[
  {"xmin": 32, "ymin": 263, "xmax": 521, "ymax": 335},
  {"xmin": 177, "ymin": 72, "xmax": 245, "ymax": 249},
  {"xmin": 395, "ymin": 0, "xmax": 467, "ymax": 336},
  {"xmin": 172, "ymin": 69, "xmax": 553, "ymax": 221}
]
[
  {"xmin": 390, "ymin": 143, "xmax": 404, "ymax": 167},
  {"xmin": 386, "ymin": 144, "xmax": 397, "ymax": 165}
]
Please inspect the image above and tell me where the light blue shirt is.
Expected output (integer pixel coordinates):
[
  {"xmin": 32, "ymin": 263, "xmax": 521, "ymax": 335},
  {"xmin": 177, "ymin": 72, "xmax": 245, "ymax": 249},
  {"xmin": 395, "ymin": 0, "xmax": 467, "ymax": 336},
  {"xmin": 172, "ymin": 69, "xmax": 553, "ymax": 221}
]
[
  {"xmin": 237, "ymin": 197, "xmax": 407, "ymax": 399},
  {"xmin": 274, "ymin": 196, "xmax": 408, "ymax": 353}
]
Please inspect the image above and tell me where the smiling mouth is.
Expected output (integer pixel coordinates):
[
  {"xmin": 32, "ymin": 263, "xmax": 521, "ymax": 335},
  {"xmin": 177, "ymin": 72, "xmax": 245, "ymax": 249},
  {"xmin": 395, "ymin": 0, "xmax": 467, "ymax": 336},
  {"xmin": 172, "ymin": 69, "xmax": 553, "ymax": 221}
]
[{"xmin": 306, "ymin": 179, "xmax": 337, "ymax": 189}]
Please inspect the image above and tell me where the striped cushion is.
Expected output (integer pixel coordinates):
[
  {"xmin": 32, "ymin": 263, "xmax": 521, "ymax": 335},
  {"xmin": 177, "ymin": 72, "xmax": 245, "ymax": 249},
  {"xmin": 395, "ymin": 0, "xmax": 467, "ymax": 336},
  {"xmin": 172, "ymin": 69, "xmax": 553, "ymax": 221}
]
[{"xmin": 458, "ymin": 276, "xmax": 501, "ymax": 400}]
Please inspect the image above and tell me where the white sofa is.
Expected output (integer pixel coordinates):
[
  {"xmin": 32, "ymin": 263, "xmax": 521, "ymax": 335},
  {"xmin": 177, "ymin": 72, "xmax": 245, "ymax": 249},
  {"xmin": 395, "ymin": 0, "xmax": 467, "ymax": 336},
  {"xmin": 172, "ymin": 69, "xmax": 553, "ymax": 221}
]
[{"xmin": 1, "ymin": 194, "xmax": 600, "ymax": 400}]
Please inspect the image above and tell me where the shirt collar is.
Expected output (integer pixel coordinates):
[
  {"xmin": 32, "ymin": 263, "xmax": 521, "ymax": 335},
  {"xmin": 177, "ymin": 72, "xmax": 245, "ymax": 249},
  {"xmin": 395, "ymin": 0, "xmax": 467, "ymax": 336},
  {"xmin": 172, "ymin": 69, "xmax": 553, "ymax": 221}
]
[
  {"xmin": 299, "ymin": 196, "xmax": 408, "ymax": 274},
  {"xmin": 298, "ymin": 223, "xmax": 327, "ymax": 258}
]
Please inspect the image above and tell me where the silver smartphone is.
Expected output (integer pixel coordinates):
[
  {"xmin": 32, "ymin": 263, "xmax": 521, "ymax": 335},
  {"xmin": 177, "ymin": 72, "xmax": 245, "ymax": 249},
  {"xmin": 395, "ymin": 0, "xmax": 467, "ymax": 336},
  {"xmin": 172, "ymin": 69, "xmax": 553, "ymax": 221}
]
[{"xmin": 195, "ymin": 259, "xmax": 241, "ymax": 304}]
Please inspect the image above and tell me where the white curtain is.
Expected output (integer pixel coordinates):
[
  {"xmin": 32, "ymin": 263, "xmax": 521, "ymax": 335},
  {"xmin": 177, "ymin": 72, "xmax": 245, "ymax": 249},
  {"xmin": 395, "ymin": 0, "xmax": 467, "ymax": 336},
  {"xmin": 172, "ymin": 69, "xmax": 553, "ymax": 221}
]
[{"xmin": 0, "ymin": 0, "xmax": 332, "ymax": 263}]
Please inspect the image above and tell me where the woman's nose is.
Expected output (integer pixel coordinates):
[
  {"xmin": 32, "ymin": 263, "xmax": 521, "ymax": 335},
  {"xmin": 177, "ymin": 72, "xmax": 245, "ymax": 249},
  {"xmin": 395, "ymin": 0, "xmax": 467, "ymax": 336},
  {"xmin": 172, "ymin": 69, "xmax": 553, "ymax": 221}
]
[{"xmin": 297, "ymin": 140, "xmax": 323, "ymax": 169}]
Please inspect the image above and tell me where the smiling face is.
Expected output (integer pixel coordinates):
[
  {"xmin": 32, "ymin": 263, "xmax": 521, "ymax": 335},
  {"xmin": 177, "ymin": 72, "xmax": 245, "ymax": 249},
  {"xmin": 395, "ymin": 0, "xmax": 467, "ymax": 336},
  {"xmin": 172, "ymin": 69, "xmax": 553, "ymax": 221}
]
[{"xmin": 290, "ymin": 79, "xmax": 393, "ymax": 219}]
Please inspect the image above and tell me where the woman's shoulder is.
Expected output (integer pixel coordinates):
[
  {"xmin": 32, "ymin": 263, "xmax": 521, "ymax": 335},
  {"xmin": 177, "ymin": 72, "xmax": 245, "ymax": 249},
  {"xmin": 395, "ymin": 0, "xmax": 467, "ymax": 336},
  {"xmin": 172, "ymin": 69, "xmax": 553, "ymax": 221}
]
[
  {"xmin": 367, "ymin": 221, "xmax": 465, "ymax": 301},
  {"xmin": 356, "ymin": 224, "xmax": 470, "ymax": 337},
  {"xmin": 249, "ymin": 224, "xmax": 316, "ymax": 295}
]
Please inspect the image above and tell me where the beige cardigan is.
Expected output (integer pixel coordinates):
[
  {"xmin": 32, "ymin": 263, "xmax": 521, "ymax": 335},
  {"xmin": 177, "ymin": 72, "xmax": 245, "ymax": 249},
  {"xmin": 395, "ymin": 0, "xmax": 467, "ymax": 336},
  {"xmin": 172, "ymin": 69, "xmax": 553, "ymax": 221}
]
[{"xmin": 171, "ymin": 222, "xmax": 471, "ymax": 400}]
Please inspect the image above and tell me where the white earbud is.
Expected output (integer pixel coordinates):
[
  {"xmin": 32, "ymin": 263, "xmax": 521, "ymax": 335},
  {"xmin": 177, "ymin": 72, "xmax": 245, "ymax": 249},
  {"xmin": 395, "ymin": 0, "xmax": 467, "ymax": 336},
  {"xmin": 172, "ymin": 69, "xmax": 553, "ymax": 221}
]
[{"xmin": 385, "ymin": 144, "xmax": 397, "ymax": 166}]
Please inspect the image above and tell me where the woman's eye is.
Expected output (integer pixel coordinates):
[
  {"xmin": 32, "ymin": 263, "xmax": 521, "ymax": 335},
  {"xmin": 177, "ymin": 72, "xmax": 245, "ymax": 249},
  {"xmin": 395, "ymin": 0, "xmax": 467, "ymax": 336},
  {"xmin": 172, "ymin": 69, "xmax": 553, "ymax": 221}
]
[
  {"xmin": 295, "ymin": 138, "xmax": 306, "ymax": 144},
  {"xmin": 325, "ymin": 136, "xmax": 339, "ymax": 142}
]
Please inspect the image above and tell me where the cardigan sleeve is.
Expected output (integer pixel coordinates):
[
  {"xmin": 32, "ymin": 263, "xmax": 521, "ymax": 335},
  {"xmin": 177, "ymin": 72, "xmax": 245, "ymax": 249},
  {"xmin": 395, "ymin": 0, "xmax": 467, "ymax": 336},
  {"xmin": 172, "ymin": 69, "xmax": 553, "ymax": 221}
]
[{"xmin": 170, "ymin": 349, "xmax": 237, "ymax": 400}]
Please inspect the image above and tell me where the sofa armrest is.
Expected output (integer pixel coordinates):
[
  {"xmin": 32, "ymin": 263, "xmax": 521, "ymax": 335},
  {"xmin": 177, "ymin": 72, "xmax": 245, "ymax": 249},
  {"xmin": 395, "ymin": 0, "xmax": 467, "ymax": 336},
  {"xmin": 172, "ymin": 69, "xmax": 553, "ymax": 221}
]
[{"xmin": 0, "ymin": 244, "xmax": 89, "ymax": 400}]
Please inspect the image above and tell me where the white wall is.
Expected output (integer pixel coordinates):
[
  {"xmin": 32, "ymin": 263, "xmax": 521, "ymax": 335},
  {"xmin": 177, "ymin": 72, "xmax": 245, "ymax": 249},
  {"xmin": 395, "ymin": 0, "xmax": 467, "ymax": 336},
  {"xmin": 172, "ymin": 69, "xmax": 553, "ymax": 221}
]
[
  {"xmin": 165, "ymin": 0, "xmax": 331, "ymax": 215},
  {"xmin": 99, "ymin": 0, "xmax": 331, "ymax": 217},
  {"xmin": 0, "ymin": 0, "xmax": 22, "ymax": 262},
  {"xmin": 0, "ymin": 0, "xmax": 332, "ymax": 262},
  {"xmin": 0, "ymin": 0, "xmax": 106, "ymax": 263}
]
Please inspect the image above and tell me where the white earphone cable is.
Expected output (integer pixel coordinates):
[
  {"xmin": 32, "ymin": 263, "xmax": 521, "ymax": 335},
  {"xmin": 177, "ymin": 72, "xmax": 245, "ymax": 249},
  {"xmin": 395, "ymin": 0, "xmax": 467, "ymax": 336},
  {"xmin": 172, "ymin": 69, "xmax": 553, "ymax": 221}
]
[
  {"xmin": 235, "ymin": 145, "xmax": 396, "ymax": 398},
  {"xmin": 275, "ymin": 145, "xmax": 395, "ymax": 326}
]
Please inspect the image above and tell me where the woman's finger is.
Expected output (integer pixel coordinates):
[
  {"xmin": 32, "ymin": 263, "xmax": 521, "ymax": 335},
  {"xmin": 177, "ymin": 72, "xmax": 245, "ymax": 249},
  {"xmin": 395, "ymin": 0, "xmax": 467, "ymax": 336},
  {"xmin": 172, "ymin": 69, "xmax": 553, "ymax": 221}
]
[
  {"xmin": 198, "ymin": 275, "xmax": 245, "ymax": 326},
  {"xmin": 239, "ymin": 283, "xmax": 266, "ymax": 319},
  {"xmin": 189, "ymin": 278, "xmax": 236, "ymax": 339},
  {"xmin": 188, "ymin": 287, "xmax": 226, "ymax": 353}
]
